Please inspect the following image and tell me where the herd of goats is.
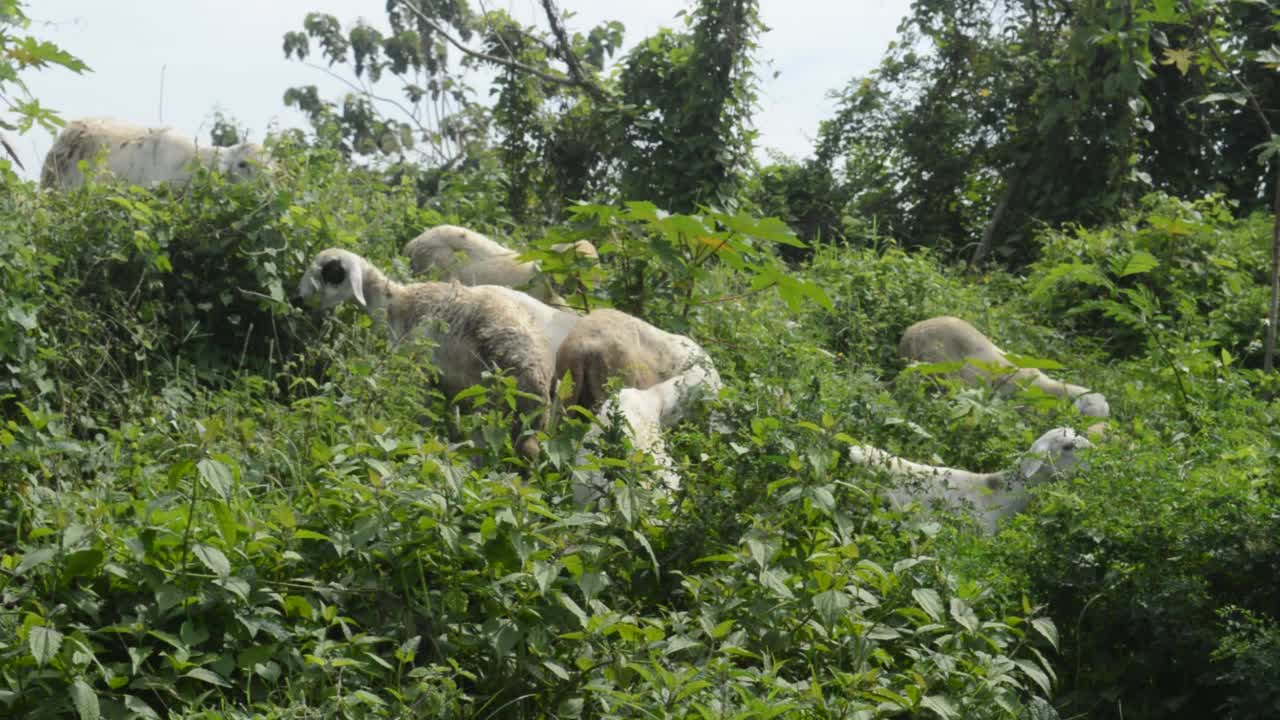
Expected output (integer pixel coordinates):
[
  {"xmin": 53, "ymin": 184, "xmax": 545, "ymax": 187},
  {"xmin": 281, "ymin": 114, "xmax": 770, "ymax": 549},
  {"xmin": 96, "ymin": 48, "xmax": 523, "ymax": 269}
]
[{"xmin": 37, "ymin": 117, "xmax": 1111, "ymax": 533}]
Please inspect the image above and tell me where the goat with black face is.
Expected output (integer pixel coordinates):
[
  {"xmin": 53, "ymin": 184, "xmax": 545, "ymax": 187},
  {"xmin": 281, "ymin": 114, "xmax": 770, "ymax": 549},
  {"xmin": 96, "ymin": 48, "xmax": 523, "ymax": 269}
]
[{"xmin": 295, "ymin": 248, "xmax": 553, "ymax": 460}]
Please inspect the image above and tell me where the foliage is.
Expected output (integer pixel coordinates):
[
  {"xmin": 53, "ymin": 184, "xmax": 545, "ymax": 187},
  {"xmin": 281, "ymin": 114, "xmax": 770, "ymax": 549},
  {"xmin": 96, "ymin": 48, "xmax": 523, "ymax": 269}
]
[
  {"xmin": 0, "ymin": 0, "xmax": 87, "ymax": 171},
  {"xmin": 1212, "ymin": 608, "xmax": 1280, "ymax": 720},
  {"xmin": 0, "ymin": 147, "xmax": 1082, "ymax": 719},
  {"xmin": 6, "ymin": 5, "xmax": 1280, "ymax": 715},
  {"xmin": 544, "ymin": 200, "xmax": 829, "ymax": 328},
  {"xmin": 980, "ymin": 382, "xmax": 1280, "ymax": 719},
  {"xmin": 746, "ymin": 156, "xmax": 850, "ymax": 260},
  {"xmin": 281, "ymin": 1, "xmax": 483, "ymax": 165},
  {"xmin": 280, "ymin": 0, "xmax": 763, "ymax": 222},
  {"xmin": 1, "ymin": 137, "xmax": 432, "ymax": 426},
  {"xmin": 614, "ymin": 0, "xmax": 763, "ymax": 212},
  {"xmin": 1026, "ymin": 193, "xmax": 1270, "ymax": 366}
]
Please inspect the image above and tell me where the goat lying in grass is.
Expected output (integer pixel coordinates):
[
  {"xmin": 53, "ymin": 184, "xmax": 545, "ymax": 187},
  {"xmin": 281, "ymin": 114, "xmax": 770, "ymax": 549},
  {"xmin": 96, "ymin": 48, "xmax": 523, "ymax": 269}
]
[
  {"xmin": 848, "ymin": 427, "xmax": 1093, "ymax": 532},
  {"xmin": 899, "ymin": 315, "xmax": 1110, "ymax": 418}
]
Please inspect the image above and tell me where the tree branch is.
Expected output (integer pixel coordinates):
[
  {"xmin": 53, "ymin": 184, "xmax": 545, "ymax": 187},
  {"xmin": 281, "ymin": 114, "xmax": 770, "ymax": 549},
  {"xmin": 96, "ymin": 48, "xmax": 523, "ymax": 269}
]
[
  {"xmin": 301, "ymin": 61, "xmax": 450, "ymax": 164},
  {"xmin": 0, "ymin": 135, "xmax": 23, "ymax": 171},
  {"xmin": 538, "ymin": 0, "xmax": 611, "ymax": 103},
  {"xmin": 969, "ymin": 166, "xmax": 1020, "ymax": 270},
  {"xmin": 1190, "ymin": 5, "xmax": 1280, "ymax": 371},
  {"xmin": 395, "ymin": 0, "xmax": 589, "ymax": 93}
]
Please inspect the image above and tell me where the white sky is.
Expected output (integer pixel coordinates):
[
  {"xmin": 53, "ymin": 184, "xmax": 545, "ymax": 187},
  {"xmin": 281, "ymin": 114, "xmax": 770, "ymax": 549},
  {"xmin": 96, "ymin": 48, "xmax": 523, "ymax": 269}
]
[{"xmin": 12, "ymin": 0, "xmax": 910, "ymax": 180}]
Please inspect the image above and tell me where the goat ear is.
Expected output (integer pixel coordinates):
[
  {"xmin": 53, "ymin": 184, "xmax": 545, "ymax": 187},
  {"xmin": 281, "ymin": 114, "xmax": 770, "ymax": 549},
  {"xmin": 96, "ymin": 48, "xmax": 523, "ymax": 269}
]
[
  {"xmin": 347, "ymin": 258, "xmax": 366, "ymax": 307},
  {"xmin": 1018, "ymin": 455, "xmax": 1045, "ymax": 482}
]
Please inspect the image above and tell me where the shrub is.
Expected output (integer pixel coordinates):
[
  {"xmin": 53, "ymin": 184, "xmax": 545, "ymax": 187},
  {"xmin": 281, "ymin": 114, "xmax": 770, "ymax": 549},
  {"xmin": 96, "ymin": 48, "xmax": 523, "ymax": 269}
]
[{"xmin": 1026, "ymin": 193, "xmax": 1271, "ymax": 365}]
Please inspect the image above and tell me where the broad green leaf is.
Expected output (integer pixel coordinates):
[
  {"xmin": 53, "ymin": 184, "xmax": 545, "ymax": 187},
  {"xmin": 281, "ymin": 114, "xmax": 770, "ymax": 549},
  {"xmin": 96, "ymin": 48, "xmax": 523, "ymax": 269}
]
[
  {"xmin": 813, "ymin": 589, "xmax": 850, "ymax": 626},
  {"xmin": 70, "ymin": 678, "xmax": 99, "ymax": 720},
  {"xmin": 949, "ymin": 598, "xmax": 979, "ymax": 633},
  {"xmin": 63, "ymin": 548, "xmax": 104, "ymax": 579},
  {"xmin": 28, "ymin": 625, "xmax": 62, "ymax": 667},
  {"xmin": 183, "ymin": 668, "xmax": 230, "ymax": 687},
  {"xmin": 920, "ymin": 695, "xmax": 958, "ymax": 719},
  {"xmin": 758, "ymin": 569, "xmax": 794, "ymax": 599},
  {"xmin": 351, "ymin": 689, "xmax": 386, "ymax": 706},
  {"xmin": 533, "ymin": 561, "xmax": 558, "ymax": 595},
  {"xmin": 16, "ymin": 547, "xmax": 56, "ymax": 575},
  {"xmin": 197, "ymin": 457, "xmax": 233, "ymax": 499},
  {"xmin": 123, "ymin": 695, "xmax": 160, "ymax": 720},
  {"xmin": 1015, "ymin": 658, "xmax": 1054, "ymax": 695},
  {"xmin": 913, "ymin": 588, "xmax": 945, "ymax": 622},
  {"xmin": 1031, "ymin": 617, "xmax": 1060, "ymax": 650},
  {"xmin": 193, "ymin": 544, "xmax": 231, "ymax": 577}
]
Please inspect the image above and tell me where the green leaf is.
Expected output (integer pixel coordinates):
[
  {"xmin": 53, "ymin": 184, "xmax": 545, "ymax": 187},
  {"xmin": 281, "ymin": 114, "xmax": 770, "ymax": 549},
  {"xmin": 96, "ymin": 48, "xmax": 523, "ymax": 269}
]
[
  {"xmin": 758, "ymin": 569, "xmax": 794, "ymax": 599},
  {"xmin": 1023, "ymin": 697, "xmax": 1060, "ymax": 720},
  {"xmin": 949, "ymin": 598, "xmax": 979, "ymax": 633},
  {"xmin": 1200, "ymin": 92, "xmax": 1249, "ymax": 107},
  {"xmin": 920, "ymin": 695, "xmax": 958, "ymax": 719},
  {"xmin": 197, "ymin": 458, "xmax": 233, "ymax": 499},
  {"xmin": 813, "ymin": 589, "xmax": 850, "ymax": 625},
  {"xmin": 70, "ymin": 678, "xmax": 99, "ymax": 720},
  {"xmin": 193, "ymin": 544, "xmax": 231, "ymax": 577},
  {"xmin": 123, "ymin": 695, "xmax": 160, "ymax": 720},
  {"xmin": 1117, "ymin": 251, "xmax": 1158, "ymax": 277},
  {"xmin": 16, "ymin": 547, "xmax": 56, "ymax": 575},
  {"xmin": 351, "ymin": 689, "xmax": 386, "ymax": 706},
  {"xmin": 183, "ymin": 668, "xmax": 230, "ymax": 687},
  {"xmin": 533, "ymin": 561, "xmax": 558, "ymax": 595},
  {"xmin": 1030, "ymin": 261, "xmax": 1109, "ymax": 299},
  {"xmin": 999, "ymin": 353, "xmax": 1063, "ymax": 371},
  {"xmin": 1015, "ymin": 658, "xmax": 1054, "ymax": 695},
  {"xmin": 1031, "ymin": 617, "xmax": 1060, "ymax": 650},
  {"xmin": 29, "ymin": 625, "xmax": 63, "ymax": 667},
  {"xmin": 913, "ymin": 588, "xmax": 945, "ymax": 622},
  {"xmin": 63, "ymin": 548, "xmax": 104, "ymax": 579}
]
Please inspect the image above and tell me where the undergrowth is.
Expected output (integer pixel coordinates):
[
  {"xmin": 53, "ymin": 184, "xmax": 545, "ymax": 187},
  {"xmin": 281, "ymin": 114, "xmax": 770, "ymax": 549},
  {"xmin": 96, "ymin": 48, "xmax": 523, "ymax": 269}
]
[{"xmin": 2, "ymin": 147, "xmax": 1278, "ymax": 720}]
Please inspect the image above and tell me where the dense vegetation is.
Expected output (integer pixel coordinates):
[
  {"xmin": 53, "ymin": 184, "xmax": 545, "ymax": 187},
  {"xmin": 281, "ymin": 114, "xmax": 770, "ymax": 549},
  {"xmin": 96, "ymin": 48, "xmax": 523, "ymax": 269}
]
[{"xmin": 3, "ymin": 1, "xmax": 1280, "ymax": 719}]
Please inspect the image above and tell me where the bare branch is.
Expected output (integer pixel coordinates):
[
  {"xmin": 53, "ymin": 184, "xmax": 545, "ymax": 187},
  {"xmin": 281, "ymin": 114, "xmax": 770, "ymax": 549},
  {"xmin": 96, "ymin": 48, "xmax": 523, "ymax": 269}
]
[
  {"xmin": 538, "ymin": 0, "xmax": 610, "ymax": 103},
  {"xmin": 0, "ymin": 135, "xmax": 24, "ymax": 171},
  {"xmin": 395, "ymin": 0, "xmax": 588, "ymax": 92},
  {"xmin": 302, "ymin": 61, "xmax": 449, "ymax": 164}
]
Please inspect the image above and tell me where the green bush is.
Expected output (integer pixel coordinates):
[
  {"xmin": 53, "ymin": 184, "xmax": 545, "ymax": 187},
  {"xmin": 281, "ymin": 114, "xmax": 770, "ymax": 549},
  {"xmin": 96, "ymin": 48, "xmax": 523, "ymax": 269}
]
[
  {"xmin": 2, "ymin": 139, "xmax": 436, "ymax": 427},
  {"xmin": 7, "ymin": 137, "xmax": 1280, "ymax": 719},
  {"xmin": 973, "ymin": 371, "xmax": 1280, "ymax": 719},
  {"xmin": 1026, "ymin": 193, "xmax": 1271, "ymax": 365}
]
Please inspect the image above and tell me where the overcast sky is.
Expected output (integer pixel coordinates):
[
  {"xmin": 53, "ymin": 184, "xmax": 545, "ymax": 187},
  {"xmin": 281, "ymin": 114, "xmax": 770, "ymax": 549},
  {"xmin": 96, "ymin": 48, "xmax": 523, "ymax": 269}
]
[{"xmin": 13, "ymin": 0, "xmax": 910, "ymax": 180}]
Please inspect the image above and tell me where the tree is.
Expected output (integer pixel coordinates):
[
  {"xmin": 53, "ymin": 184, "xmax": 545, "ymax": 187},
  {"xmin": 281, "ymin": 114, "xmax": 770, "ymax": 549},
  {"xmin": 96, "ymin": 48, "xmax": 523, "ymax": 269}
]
[
  {"xmin": 1155, "ymin": 0, "xmax": 1280, "ymax": 370},
  {"xmin": 0, "ymin": 0, "xmax": 87, "ymax": 171},
  {"xmin": 818, "ymin": 0, "xmax": 1157, "ymax": 267},
  {"xmin": 280, "ymin": 0, "xmax": 763, "ymax": 220}
]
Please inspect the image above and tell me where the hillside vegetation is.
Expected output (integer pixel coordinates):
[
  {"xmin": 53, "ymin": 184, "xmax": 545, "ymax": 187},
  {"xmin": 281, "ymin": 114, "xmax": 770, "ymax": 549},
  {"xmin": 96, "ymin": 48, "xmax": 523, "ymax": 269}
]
[
  {"xmin": 2, "ymin": 144, "xmax": 1278, "ymax": 720},
  {"xmin": 6, "ymin": 0, "xmax": 1280, "ymax": 717}
]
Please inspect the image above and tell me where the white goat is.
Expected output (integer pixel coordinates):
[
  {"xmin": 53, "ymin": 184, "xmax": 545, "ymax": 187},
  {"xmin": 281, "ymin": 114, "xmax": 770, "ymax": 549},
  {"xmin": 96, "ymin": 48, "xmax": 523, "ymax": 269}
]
[
  {"xmin": 899, "ymin": 316, "xmax": 1110, "ymax": 418},
  {"xmin": 554, "ymin": 308, "xmax": 716, "ymax": 413},
  {"xmin": 295, "ymin": 248, "xmax": 552, "ymax": 459},
  {"xmin": 572, "ymin": 363, "xmax": 723, "ymax": 505},
  {"xmin": 40, "ymin": 117, "xmax": 267, "ymax": 190},
  {"xmin": 478, "ymin": 286, "xmax": 581, "ymax": 365},
  {"xmin": 848, "ymin": 427, "xmax": 1093, "ymax": 532},
  {"xmin": 403, "ymin": 224, "xmax": 597, "ymax": 305}
]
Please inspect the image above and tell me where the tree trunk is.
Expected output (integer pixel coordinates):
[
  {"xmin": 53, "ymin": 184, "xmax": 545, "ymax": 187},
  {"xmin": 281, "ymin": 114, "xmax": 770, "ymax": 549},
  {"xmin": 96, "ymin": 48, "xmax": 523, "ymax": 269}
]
[
  {"xmin": 1265, "ymin": 160, "xmax": 1280, "ymax": 371},
  {"xmin": 970, "ymin": 169, "xmax": 1020, "ymax": 270}
]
